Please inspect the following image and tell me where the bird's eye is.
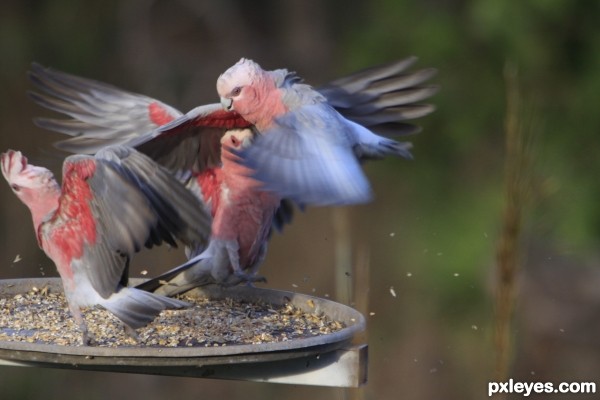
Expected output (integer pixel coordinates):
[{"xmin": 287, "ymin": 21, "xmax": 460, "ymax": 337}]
[
  {"xmin": 11, "ymin": 184, "xmax": 20, "ymax": 192},
  {"xmin": 231, "ymin": 87, "xmax": 242, "ymax": 97},
  {"xmin": 230, "ymin": 136, "xmax": 239, "ymax": 146}
]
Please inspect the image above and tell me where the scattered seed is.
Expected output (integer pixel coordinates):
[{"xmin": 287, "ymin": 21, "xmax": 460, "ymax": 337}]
[{"xmin": 0, "ymin": 289, "xmax": 345, "ymax": 348}]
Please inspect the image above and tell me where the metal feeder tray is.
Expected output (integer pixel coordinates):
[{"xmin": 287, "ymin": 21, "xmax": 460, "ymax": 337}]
[{"xmin": 0, "ymin": 278, "xmax": 367, "ymax": 387}]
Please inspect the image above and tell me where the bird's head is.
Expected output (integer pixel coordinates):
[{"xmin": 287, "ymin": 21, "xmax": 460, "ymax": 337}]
[
  {"xmin": 220, "ymin": 128, "xmax": 254, "ymax": 151},
  {"xmin": 1, "ymin": 150, "xmax": 57, "ymax": 205},
  {"xmin": 216, "ymin": 58, "xmax": 266, "ymax": 119},
  {"xmin": 219, "ymin": 129, "xmax": 262, "ymax": 185}
]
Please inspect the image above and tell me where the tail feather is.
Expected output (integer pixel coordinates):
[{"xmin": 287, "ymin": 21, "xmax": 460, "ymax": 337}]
[
  {"xmin": 380, "ymin": 138, "xmax": 414, "ymax": 159},
  {"xmin": 102, "ymin": 287, "xmax": 189, "ymax": 329},
  {"xmin": 348, "ymin": 119, "xmax": 414, "ymax": 161}
]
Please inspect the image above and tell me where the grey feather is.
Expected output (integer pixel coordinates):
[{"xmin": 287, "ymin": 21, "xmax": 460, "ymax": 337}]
[
  {"xmin": 316, "ymin": 57, "xmax": 438, "ymax": 137},
  {"xmin": 236, "ymin": 106, "xmax": 373, "ymax": 206},
  {"xmin": 28, "ymin": 63, "xmax": 182, "ymax": 154},
  {"xmin": 71, "ymin": 146, "xmax": 210, "ymax": 298},
  {"xmin": 102, "ymin": 287, "xmax": 188, "ymax": 329}
]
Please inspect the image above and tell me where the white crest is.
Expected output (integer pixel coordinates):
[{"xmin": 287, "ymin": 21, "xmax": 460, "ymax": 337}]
[{"xmin": 217, "ymin": 58, "xmax": 264, "ymax": 95}]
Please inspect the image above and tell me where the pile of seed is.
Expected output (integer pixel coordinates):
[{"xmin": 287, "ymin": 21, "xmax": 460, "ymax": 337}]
[{"xmin": 0, "ymin": 287, "xmax": 345, "ymax": 348}]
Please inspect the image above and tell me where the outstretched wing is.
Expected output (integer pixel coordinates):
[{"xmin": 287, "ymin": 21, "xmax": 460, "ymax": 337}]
[
  {"xmin": 124, "ymin": 104, "xmax": 251, "ymax": 176},
  {"xmin": 318, "ymin": 56, "xmax": 438, "ymax": 137},
  {"xmin": 28, "ymin": 63, "xmax": 183, "ymax": 154},
  {"xmin": 28, "ymin": 63, "xmax": 251, "ymax": 175},
  {"xmin": 236, "ymin": 104, "xmax": 373, "ymax": 206},
  {"xmin": 60, "ymin": 146, "xmax": 211, "ymax": 298}
]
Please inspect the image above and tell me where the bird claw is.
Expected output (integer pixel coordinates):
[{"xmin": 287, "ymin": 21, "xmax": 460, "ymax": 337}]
[
  {"xmin": 81, "ymin": 332, "xmax": 93, "ymax": 346},
  {"xmin": 124, "ymin": 325, "xmax": 140, "ymax": 342},
  {"xmin": 79, "ymin": 323, "xmax": 95, "ymax": 346}
]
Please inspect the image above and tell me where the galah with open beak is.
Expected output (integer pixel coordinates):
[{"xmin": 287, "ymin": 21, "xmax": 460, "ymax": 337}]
[
  {"xmin": 215, "ymin": 58, "xmax": 434, "ymax": 206},
  {"xmin": 1, "ymin": 146, "xmax": 210, "ymax": 344}
]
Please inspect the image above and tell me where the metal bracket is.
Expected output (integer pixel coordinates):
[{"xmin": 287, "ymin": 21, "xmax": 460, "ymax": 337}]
[{"xmin": 0, "ymin": 344, "xmax": 368, "ymax": 388}]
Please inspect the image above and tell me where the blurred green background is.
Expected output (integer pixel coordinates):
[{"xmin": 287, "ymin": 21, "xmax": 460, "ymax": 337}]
[{"xmin": 1, "ymin": 0, "xmax": 599, "ymax": 399}]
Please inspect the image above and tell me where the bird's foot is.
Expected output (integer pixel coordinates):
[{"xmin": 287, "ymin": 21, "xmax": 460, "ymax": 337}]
[
  {"xmin": 233, "ymin": 270, "xmax": 267, "ymax": 285},
  {"xmin": 81, "ymin": 331, "xmax": 94, "ymax": 346},
  {"xmin": 79, "ymin": 323, "xmax": 95, "ymax": 346},
  {"xmin": 124, "ymin": 325, "xmax": 140, "ymax": 342}
]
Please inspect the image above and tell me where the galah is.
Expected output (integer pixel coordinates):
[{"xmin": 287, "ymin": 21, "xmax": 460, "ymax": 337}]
[
  {"xmin": 215, "ymin": 58, "xmax": 432, "ymax": 205},
  {"xmin": 27, "ymin": 58, "xmax": 437, "ymax": 290},
  {"xmin": 138, "ymin": 128, "xmax": 281, "ymax": 296},
  {"xmin": 0, "ymin": 146, "xmax": 211, "ymax": 344}
]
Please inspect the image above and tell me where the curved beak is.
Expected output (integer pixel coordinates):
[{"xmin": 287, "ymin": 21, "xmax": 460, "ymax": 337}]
[{"xmin": 220, "ymin": 97, "xmax": 233, "ymax": 111}]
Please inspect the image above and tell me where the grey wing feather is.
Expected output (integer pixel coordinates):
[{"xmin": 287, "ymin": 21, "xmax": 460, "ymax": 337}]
[
  {"xmin": 77, "ymin": 146, "xmax": 211, "ymax": 298},
  {"xmin": 95, "ymin": 146, "xmax": 211, "ymax": 249},
  {"xmin": 31, "ymin": 62, "xmax": 228, "ymax": 175},
  {"xmin": 70, "ymin": 156, "xmax": 158, "ymax": 298},
  {"xmin": 317, "ymin": 57, "xmax": 438, "ymax": 137},
  {"xmin": 237, "ymin": 107, "xmax": 372, "ymax": 206},
  {"xmin": 135, "ymin": 252, "xmax": 204, "ymax": 293},
  {"xmin": 125, "ymin": 105, "xmax": 228, "ymax": 175},
  {"xmin": 29, "ymin": 63, "xmax": 183, "ymax": 154}
]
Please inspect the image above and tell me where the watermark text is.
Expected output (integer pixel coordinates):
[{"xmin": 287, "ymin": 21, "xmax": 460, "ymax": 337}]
[{"xmin": 488, "ymin": 379, "xmax": 596, "ymax": 397}]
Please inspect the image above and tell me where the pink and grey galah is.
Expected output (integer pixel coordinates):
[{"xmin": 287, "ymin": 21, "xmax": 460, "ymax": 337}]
[
  {"xmin": 215, "ymin": 58, "xmax": 432, "ymax": 206},
  {"xmin": 1, "ymin": 146, "xmax": 211, "ymax": 344},
  {"xmin": 27, "ymin": 58, "xmax": 437, "ymax": 291}
]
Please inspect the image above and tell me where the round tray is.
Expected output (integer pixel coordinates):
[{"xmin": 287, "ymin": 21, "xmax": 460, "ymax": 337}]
[{"xmin": 0, "ymin": 278, "xmax": 365, "ymax": 374}]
